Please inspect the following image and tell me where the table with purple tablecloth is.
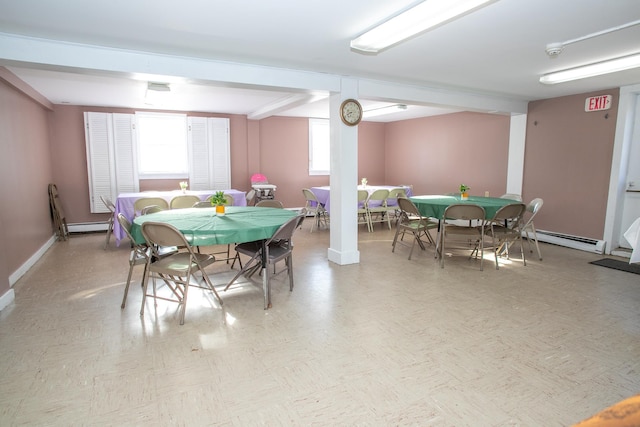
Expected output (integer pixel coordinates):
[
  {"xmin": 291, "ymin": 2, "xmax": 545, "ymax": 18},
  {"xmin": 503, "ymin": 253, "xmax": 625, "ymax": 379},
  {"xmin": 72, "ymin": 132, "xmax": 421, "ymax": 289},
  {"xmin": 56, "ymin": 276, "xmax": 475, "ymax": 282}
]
[
  {"xmin": 113, "ymin": 189, "xmax": 246, "ymax": 244},
  {"xmin": 310, "ymin": 185, "xmax": 413, "ymax": 214}
]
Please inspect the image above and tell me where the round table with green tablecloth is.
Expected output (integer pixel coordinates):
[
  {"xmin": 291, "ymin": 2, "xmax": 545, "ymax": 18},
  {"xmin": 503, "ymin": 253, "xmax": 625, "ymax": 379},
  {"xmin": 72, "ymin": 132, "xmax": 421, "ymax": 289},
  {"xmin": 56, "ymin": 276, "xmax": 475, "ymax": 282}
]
[
  {"xmin": 131, "ymin": 206, "xmax": 297, "ymax": 246},
  {"xmin": 410, "ymin": 195, "xmax": 519, "ymax": 220}
]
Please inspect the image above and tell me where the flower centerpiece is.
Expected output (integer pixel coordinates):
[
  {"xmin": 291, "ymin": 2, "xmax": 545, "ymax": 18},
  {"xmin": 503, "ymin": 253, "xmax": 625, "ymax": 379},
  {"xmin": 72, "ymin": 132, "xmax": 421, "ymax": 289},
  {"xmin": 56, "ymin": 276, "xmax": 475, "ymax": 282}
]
[
  {"xmin": 209, "ymin": 190, "xmax": 228, "ymax": 215},
  {"xmin": 459, "ymin": 184, "xmax": 470, "ymax": 200},
  {"xmin": 179, "ymin": 181, "xmax": 188, "ymax": 193},
  {"xmin": 361, "ymin": 178, "xmax": 368, "ymax": 187}
]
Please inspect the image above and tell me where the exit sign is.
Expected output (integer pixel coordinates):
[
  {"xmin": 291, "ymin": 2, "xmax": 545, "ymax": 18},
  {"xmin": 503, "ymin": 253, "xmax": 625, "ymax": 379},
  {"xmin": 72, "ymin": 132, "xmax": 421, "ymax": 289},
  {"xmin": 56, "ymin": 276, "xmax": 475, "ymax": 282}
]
[{"xmin": 585, "ymin": 95, "xmax": 612, "ymax": 112}]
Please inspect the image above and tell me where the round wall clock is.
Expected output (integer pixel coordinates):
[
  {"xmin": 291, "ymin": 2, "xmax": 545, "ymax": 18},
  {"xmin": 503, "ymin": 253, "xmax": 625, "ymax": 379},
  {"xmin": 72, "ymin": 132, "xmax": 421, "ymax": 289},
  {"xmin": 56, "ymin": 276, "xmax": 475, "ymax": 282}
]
[{"xmin": 340, "ymin": 99, "xmax": 363, "ymax": 126}]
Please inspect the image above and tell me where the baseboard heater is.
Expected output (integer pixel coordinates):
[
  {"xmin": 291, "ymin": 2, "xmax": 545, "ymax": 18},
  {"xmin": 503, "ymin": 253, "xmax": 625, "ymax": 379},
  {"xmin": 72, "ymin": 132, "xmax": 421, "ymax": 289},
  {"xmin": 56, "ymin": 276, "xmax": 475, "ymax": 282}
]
[
  {"xmin": 533, "ymin": 229, "xmax": 606, "ymax": 254},
  {"xmin": 68, "ymin": 222, "xmax": 109, "ymax": 233}
]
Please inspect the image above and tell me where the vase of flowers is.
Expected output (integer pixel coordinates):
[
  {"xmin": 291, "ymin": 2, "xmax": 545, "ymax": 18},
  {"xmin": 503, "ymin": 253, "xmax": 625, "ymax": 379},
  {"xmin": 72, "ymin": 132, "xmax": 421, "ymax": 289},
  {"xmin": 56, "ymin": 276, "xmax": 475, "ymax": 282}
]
[
  {"xmin": 459, "ymin": 184, "xmax": 470, "ymax": 200},
  {"xmin": 179, "ymin": 181, "xmax": 188, "ymax": 193},
  {"xmin": 210, "ymin": 191, "xmax": 228, "ymax": 215},
  {"xmin": 361, "ymin": 178, "xmax": 368, "ymax": 187}
]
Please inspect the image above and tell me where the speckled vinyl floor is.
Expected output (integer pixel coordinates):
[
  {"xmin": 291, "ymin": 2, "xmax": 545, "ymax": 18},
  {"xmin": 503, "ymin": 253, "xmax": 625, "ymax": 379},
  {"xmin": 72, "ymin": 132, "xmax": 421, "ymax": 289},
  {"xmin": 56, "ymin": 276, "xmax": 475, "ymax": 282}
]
[{"xmin": 1, "ymin": 221, "xmax": 639, "ymax": 426}]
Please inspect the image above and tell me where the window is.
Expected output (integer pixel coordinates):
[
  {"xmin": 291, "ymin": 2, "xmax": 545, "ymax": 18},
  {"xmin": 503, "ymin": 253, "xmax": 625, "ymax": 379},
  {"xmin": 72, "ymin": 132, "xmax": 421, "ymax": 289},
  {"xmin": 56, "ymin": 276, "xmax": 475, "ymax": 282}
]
[
  {"xmin": 84, "ymin": 112, "xmax": 230, "ymax": 213},
  {"xmin": 136, "ymin": 112, "xmax": 188, "ymax": 177},
  {"xmin": 309, "ymin": 118, "xmax": 330, "ymax": 175}
]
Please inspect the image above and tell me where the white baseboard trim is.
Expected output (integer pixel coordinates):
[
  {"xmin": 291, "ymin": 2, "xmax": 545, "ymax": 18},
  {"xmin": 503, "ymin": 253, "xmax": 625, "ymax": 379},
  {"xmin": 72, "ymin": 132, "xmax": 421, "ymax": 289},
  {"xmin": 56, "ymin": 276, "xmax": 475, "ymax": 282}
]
[
  {"xmin": 0, "ymin": 288, "xmax": 15, "ymax": 312},
  {"xmin": 9, "ymin": 235, "xmax": 56, "ymax": 287},
  {"xmin": 68, "ymin": 222, "xmax": 109, "ymax": 233}
]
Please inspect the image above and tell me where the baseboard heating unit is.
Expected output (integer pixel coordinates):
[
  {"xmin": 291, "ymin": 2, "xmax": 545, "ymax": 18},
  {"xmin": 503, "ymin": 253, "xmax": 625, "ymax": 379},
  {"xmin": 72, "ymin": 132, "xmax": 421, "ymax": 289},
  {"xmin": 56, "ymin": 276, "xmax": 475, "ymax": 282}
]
[
  {"xmin": 68, "ymin": 222, "xmax": 109, "ymax": 233},
  {"xmin": 534, "ymin": 229, "xmax": 606, "ymax": 254}
]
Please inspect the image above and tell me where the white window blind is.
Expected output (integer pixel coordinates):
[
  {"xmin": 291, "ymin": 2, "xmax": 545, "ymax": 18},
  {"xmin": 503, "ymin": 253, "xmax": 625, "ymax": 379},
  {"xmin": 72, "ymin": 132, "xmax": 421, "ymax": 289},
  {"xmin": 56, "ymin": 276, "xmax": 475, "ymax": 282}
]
[
  {"xmin": 84, "ymin": 112, "xmax": 139, "ymax": 213},
  {"xmin": 188, "ymin": 117, "xmax": 231, "ymax": 190}
]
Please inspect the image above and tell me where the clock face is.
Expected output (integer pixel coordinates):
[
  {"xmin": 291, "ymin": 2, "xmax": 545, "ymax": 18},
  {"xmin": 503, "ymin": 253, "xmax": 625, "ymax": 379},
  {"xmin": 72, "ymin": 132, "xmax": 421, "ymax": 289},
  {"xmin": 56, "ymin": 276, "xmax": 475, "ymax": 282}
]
[{"xmin": 340, "ymin": 99, "xmax": 362, "ymax": 126}]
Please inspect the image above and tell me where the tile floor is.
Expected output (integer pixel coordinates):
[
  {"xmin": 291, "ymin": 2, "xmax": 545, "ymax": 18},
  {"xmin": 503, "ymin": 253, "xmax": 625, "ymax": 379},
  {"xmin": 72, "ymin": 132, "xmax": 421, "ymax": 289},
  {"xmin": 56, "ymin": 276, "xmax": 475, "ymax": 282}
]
[{"xmin": 1, "ymin": 222, "xmax": 639, "ymax": 426}]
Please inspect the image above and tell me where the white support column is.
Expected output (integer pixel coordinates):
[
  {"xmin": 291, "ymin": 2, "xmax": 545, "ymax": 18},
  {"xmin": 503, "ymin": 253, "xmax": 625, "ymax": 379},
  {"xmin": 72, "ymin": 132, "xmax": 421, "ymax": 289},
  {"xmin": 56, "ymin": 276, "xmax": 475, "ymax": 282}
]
[
  {"xmin": 506, "ymin": 113, "xmax": 527, "ymax": 196},
  {"xmin": 327, "ymin": 79, "xmax": 360, "ymax": 265}
]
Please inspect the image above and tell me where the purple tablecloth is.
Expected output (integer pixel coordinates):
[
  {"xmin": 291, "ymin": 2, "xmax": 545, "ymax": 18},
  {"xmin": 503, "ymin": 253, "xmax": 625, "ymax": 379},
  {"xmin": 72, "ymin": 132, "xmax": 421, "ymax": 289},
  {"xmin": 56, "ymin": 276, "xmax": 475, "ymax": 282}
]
[{"xmin": 310, "ymin": 185, "xmax": 412, "ymax": 214}]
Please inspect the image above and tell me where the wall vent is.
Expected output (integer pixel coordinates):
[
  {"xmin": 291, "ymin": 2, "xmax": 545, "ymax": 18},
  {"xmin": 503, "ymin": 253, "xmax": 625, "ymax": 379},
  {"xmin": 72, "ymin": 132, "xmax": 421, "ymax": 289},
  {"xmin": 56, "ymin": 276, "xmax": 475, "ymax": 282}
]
[{"xmin": 533, "ymin": 229, "xmax": 605, "ymax": 254}]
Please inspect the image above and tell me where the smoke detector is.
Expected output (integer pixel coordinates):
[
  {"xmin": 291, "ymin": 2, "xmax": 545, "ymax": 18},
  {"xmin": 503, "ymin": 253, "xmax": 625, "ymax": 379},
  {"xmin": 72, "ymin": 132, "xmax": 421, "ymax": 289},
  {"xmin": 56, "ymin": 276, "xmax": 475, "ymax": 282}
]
[{"xmin": 545, "ymin": 43, "xmax": 564, "ymax": 58}]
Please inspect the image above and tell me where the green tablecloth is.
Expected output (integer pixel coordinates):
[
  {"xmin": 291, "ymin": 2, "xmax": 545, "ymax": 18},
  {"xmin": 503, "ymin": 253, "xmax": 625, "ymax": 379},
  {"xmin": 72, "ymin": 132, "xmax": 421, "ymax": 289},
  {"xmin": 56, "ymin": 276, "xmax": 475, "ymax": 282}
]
[
  {"xmin": 132, "ymin": 206, "xmax": 297, "ymax": 246},
  {"xmin": 410, "ymin": 195, "xmax": 519, "ymax": 219}
]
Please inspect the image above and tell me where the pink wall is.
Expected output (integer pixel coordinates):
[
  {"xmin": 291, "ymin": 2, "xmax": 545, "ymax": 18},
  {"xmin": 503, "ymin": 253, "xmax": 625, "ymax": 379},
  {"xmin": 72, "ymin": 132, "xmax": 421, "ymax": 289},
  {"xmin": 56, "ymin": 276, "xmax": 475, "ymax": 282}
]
[
  {"xmin": 384, "ymin": 112, "xmax": 511, "ymax": 196},
  {"xmin": 0, "ymin": 79, "xmax": 54, "ymax": 295},
  {"xmin": 357, "ymin": 122, "xmax": 386, "ymax": 185},
  {"xmin": 523, "ymin": 90, "xmax": 619, "ymax": 239}
]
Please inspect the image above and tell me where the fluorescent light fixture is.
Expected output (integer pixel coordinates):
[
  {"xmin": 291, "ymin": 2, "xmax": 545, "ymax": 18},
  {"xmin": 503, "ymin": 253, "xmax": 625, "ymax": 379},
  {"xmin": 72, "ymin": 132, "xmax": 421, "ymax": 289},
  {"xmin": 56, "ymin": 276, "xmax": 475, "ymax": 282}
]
[
  {"xmin": 351, "ymin": 0, "xmax": 497, "ymax": 54},
  {"xmin": 540, "ymin": 53, "xmax": 640, "ymax": 84},
  {"xmin": 363, "ymin": 104, "xmax": 408, "ymax": 119}
]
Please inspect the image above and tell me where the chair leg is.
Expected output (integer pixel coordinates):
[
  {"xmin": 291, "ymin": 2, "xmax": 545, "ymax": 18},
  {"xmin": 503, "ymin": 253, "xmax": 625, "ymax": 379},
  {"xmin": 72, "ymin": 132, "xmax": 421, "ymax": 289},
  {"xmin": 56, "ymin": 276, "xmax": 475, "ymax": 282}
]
[
  {"xmin": 140, "ymin": 261, "xmax": 151, "ymax": 316},
  {"xmin": 121, "ymin": 262, "xmax": 137, "ymax": 309},
  {"xmin": 408, "ymin": 233, "xmax": 417, "ymax": 260},
  {"xmin": 199, "ymin": 268, "xmax": 223, "ymax": 306},
  {"xmin": 392, "ymin": 227, "xmax": 401, "ymax": 252},
  {"xmin": 179, "ymin": 275, "xmax": 190, "ymax": 325},
  {"xmin": 262, "ymin": 266, "xmax": 270, "ymax": 310},
  {"xmin": 287, "ymin": 254, "xmax": 294, "ymax": 291},
  {"xmin": 104, "ymin": 218, "xmax": 113, "ymax": 250},
  {"xmin": 529, "ymin": 225, "xmax": 543, "ymax": 260}
]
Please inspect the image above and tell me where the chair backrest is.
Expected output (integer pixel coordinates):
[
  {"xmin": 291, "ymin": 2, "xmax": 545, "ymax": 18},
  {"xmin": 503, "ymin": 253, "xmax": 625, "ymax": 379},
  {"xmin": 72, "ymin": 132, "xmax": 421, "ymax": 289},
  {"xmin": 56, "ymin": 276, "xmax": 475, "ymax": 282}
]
[
  {"xmin": 118, "ymin": 213, "xmax": 150, "ymax": 258},
  {"xmin": 523, "ymin": 198, "xmax": 543, "ymax": 226},
  {"xmin": 117, "ymin": 213, "xmax": 133, "ymax": 237},
  {"xmin": 100, "ymin": 195, "xmax": 116, "ymax": 213},
  {"xmin": 490, "ymin": 203, "xmax": 526, "ymax": 227},
  {"xmin": 386, "ymin": 188, "xmax": 408, "ymax": 206},
  {"xmin": 443, "ymin": 204, "xmax": 486, "ymax": 221},
  {"xmin": 246, "ymin": 189, "xmax": 256, "ymax": 204},
  {"xmin": 500, "ymin": 193, "xmax": 523, "ymax": 201},
  {"xmin": 267, "ymin": 214, "xmax": 304, "ymax": 246},
  {"xmin": 141, "ymin": 205, "xmax": 165, "ymax": 215},
  {"xmin": 366, "ymin": 189, "xmax": 389, "ymax": 207},
  {"xmin": 256, "ymin": 199, "xmax": 284, "ymax": 208},
  {"xmin": 302, "ymin": 188, "xmax": 319, "ymax": 204},
  {"xmin": 397, "ymin": 197, "xmax": 421, "ymax": 217},
  {"xmin": 193, "ymin": 200, "xmax": 212, "ymax": 208},
  {"xmin": 527, "ymin": 197, "xmax": 543, "ymax": 215},
  {"xmin": 134, "ymin": 197, "xmax": 169, "ymax": 215},
  {"xmin": 117, "ymin": 213, "xmax": 148, "ymax": 248},
  {"xmin": 357, "ymin": 189, "xmax": 369, "ymax": 208},
  {"xmin": 141, "ymin": 221, "xmax": 193, "ymax": 253},
  {"xmin": 170, "ymin": 195, "xmax": 200, "ymax": 209}
]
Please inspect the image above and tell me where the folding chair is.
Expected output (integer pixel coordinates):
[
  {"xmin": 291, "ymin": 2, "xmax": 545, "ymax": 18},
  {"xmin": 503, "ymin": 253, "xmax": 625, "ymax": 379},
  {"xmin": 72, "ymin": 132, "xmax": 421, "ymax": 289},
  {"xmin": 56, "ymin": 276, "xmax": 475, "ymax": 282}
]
[
  {"xmin": 224, "ymin": 214, "xmax": 304, "ymax": 309},
  {"xmin": 140, "ymin": 221, "xmax": 223, "ymax": 325}
]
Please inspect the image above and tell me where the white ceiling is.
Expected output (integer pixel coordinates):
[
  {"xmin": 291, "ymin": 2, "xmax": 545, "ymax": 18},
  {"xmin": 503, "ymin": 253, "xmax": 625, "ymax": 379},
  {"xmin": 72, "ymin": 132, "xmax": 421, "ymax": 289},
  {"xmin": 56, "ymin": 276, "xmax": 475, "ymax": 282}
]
[{"xmin": 1, "ymin": 0, "xmax": 640, "ymax": 122}]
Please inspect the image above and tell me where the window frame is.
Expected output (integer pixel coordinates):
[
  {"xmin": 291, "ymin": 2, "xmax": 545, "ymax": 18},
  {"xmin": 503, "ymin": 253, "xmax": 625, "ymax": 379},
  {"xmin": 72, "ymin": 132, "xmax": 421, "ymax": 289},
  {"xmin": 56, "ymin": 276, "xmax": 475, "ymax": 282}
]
[{"xmin": 308, "ymin": 118, "xmax": 330, "ymax": 176}]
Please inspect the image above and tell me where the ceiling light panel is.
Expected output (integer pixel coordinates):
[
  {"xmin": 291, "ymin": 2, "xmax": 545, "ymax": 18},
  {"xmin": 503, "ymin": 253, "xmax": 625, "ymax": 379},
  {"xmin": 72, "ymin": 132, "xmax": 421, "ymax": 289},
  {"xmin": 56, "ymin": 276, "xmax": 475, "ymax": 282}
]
[
  {"xmin": 540, "ymin": 53, "xmax": 640, "ymax": 84},
  {"xmin": 351, "ymin": 0, "xmax": 498, "ymax": 54}
]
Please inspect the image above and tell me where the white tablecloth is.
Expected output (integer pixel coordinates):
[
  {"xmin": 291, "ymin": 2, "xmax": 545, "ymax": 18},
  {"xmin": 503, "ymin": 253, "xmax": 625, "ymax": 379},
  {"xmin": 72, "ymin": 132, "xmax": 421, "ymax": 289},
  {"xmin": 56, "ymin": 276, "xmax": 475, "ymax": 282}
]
[{"xmin": 623, "ymin": 217, "xmax": 640, "ymax": 264}]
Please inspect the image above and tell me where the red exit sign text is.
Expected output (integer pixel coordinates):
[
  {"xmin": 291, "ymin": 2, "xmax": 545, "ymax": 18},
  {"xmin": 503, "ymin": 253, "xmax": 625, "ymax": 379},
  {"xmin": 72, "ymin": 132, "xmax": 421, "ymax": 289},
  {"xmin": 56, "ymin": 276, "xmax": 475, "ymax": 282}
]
[{"xmin": 585, "ymin": 95, "xmax": 612, "ymax": 112}]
